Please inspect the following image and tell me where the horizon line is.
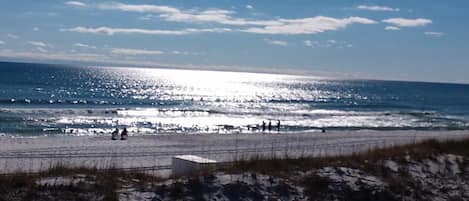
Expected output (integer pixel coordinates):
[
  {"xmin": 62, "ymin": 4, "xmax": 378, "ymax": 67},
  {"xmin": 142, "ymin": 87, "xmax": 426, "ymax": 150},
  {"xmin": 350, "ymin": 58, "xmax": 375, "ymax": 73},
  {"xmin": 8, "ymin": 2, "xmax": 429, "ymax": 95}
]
[{"xmin": 0, "ymin": 59, "xmax": 468, "ymax": 86}]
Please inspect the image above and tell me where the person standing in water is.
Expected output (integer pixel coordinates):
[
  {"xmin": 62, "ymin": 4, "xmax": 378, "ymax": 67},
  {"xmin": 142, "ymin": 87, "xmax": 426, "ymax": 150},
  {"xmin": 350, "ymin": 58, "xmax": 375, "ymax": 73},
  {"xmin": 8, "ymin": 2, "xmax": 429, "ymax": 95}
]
[
  {"xmin": 121, "ymin": 128, "xmax": 128, "ymax": 140},
  {"xmin": 111, "ymin": 128, "xmax": 119, "ymax": 140},
  {"xmin": 262, "ymin": 121, "xmax": 266, "ymax": 131},
  {"xmin": 277, "ymin": 120, "xmax": 281, "ymax": 131},
  {"xmin": 268, "ymin": 120, "xmax": 272, "ymax": 131}
]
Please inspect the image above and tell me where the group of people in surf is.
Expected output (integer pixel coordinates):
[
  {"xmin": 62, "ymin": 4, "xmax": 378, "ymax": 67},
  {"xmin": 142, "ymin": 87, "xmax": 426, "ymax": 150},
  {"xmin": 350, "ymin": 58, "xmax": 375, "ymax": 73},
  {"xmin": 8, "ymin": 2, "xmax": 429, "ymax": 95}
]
[
  {"xmin": 111, "ymin": 128, "xmax": 128, "ymax": 140},
  {"xmin": 261, "ymin": 120, "xmax": 281, "ymax": 132},
  {"xmin": 246, "ymin": 120, "xmax": 281, "ymax": 132}
]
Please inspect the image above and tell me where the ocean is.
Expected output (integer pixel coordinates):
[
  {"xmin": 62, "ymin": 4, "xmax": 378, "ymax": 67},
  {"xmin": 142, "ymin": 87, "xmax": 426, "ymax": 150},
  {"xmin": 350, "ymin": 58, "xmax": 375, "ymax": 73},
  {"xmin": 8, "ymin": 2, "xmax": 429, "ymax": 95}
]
[{"xmin": 0, "ymin": 61, "xmax": 468, "ymax": 136}]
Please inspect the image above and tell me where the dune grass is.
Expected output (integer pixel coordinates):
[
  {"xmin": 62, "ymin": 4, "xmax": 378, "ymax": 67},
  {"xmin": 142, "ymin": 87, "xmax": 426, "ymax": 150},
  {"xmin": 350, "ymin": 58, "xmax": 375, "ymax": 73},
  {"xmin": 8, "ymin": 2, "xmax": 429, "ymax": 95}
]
[
  {"xmin": 0, "ymin": 163, "xmax": 162, "ymax": 201},
  {"xmin": 226, "ymin": 137, "xmax": 469, "ymax": 175}
]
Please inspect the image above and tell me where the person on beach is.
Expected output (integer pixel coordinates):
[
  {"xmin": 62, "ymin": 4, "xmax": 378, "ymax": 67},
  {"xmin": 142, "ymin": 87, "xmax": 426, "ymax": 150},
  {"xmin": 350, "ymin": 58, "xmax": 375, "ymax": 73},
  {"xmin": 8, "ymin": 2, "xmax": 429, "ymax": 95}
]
[
  {"xmin": 268, "ymin": 120, "xmax": 272, "ymax": 131},
  {"xmin": 262, "ymin": 121, "xmax": 266, "ymax": 131},
  {"xmin": 111, "ymin": 128, "xmax": 119, "ymax": 140},
  {"xmin": 277, "ymin": 120, "xmax": 281, "ymax": 131},
  {"xmin": 121, "ymin": 128, "xmax": 128, "ymax": 140}
]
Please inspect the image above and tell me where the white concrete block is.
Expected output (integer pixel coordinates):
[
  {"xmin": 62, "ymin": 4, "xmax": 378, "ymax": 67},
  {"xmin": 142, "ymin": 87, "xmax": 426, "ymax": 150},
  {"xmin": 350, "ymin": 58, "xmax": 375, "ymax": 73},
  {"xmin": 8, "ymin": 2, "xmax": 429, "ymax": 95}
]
[{"xmin": 172, "ymin": 155, "xmax": 217, "ymax": 176}]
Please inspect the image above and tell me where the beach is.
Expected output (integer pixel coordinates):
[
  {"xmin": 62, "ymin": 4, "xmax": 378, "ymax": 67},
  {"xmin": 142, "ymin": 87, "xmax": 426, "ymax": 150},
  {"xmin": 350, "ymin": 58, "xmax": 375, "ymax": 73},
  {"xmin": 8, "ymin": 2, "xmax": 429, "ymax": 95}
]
[{"xmin": 1, "ymin": 130, "xmax": 468, "ymax": 173}]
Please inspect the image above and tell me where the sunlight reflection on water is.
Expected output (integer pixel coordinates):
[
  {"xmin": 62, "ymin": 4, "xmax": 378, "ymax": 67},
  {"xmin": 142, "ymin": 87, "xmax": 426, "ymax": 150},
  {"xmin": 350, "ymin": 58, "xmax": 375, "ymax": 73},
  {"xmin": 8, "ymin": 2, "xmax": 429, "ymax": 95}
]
[{"xmin": 1, "ymin": 64, "xmax": 468, "ymax": 136}]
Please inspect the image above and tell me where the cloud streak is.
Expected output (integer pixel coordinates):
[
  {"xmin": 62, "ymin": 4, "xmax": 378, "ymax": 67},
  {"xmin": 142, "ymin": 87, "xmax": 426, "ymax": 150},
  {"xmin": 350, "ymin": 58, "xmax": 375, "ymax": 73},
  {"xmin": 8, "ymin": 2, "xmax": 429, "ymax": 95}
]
[
  {"xmin": 93, "ymin": 2, "xmax": 377, "ymax": 35},
  {"xmin": 385, "ymin": 26, "xmax": 400, "ymax": 31},
  {"xmin": 65, "ymin": 1, "xmax": 86, "ymax": 7},
  {"xmin": 304, "ymin": 40, "xmax": 317, "ymax": 47},
  {"xmin": 382, "ymin": 18, "xmax": 432, "ymax": 27},
  {"xmin": 97, "ymin": 2, "xmax": 179, "ymax": 14},
  {"xmin": 28, "ymin": 41, "xmax": 49, "ymax": 47},
  {"xmin": 357, "ymin": 5, "xmax": 399, "ymax": 12},
  {"xmin": 35, "ymin": 47, "xmax": 48, "ymax": 53},
  {"xmin": 7, "ymin": 34, "xmax": 19, "ymax": 39},
  {"xmin": 61, "ymin": 26, "xmax": 232, "ymax": 35},
  {"xmin": 97, "ymin": 2, "xmax": 279, "ymax": 26},
  {"xmin": 74, "ymin": 43, "xmax": 96, "ymax": 49},
  {"xmin": 111, "ymin": 48, "xmax": 164, "ymax": 55},
  {"xmin": 424, "ymin": 32, "xmax": 444, "ymax": 37},
  {"xmin": 303, "ymin": 40, "xmax": 351, "ymax": 48},
  {"xmin": 63, "ymin": 15, "xmax": 376, "ymax": 36},
  {"xmin": 243, "ymin": 16, "xmax": 376, "ymax": 35},
  {"xmin": 263, "ymin": 39, "xmax": 288, "ymax": 46}
]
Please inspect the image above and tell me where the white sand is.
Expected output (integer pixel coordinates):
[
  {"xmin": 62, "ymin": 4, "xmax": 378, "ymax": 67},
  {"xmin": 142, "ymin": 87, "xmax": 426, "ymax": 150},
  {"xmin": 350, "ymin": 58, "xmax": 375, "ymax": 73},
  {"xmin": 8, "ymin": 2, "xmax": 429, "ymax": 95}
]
[{"xmin": 0, "ymin": 130, "xmax": 468, "ymax": 173}]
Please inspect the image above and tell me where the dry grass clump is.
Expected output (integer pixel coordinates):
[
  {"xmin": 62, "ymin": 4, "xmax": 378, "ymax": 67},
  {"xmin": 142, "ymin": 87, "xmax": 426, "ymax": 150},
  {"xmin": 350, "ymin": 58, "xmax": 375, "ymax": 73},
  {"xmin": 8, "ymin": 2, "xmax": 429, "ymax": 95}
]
[
  {"xmin": 0, "ymin": 163, "xmax": 160, "ymax": 201},
  {"xmin": 227, "ymin": 138, "xmax": 469, "ymax": 175}
]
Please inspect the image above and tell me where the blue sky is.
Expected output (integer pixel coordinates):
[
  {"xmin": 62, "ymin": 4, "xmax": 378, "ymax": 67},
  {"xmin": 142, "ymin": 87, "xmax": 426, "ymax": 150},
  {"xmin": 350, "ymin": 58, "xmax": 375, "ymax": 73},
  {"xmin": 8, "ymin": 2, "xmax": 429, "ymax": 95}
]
[{"xmin": 0, "ymin": 1, "xmax": 468, "ymax": 83}]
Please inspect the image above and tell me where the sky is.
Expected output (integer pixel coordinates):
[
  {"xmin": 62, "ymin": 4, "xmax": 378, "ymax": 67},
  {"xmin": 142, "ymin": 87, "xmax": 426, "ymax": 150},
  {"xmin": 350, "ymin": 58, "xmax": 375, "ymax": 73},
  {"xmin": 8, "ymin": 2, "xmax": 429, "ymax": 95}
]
[{"xmin": 0, "ymin": 0, "xmax": 468, "ymax": 83}]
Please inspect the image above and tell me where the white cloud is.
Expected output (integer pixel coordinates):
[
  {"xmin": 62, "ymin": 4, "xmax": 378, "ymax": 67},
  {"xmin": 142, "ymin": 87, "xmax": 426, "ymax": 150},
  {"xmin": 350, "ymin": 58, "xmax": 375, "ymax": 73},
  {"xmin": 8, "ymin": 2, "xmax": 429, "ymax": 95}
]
[
  {"xmin": 163, "ymin": 9, "xmax": 275, "ymax": 26},
  {"xmin": 304, "ymin": 40, "xmax": 351, "ymax": 48},
  {"xmin": 246, "ymin": 5, "xmax": 253, "ymax": 10},
  {"xmin": 169, "ymin": 50, "xmax": 200, "ymax": 55},
  {"xmin": 97, "ymin": 2, "xmax": 277, "ymax": 26},
  {"xmin": 384, "ymin": 26, "xmax": 400, "ymax": 31},
  {"xmin": 304, "ymin": 40, "xmax": 315, "ymax": 47},
  {"xmin": 7, "ymin": 34, "xmax": 19, "ymax": 39},
  {"xmin": 357, "ymin": 5, "xmax": 399, "ymax": 12},
  {"xmin": 243, "ymin": 16, "xmax": 376, "ymax": 35},
  {"xmin": 74, "ymin": 43, "xmax": 96, "ymax": 49},
  {"xmin": 424, "ymin": 31, "xmax": 444, "ymax": 37},
  {"xmin": 33, "ymin": 27, "xmax": 39, "ymax": 31},
  {"xmin": 70, "ymin": 2, "xmax": 377, "ymax": 35},
  {"xmin": 28, "ymin": 41, "xmax": 49, "ymax": 47},
  {"xmin": 382, "ymin": 18, "xmax": 432, "ymax": 27},
  {"xmin": 97, "ymin": 2, "xmax": 376, "ymax": 30},
  {"xmin": 263, "ymin": 39, "xmax": 288, "ymax": 46},
  {"xmin": 0, "ymin": 40, "xmax": 5, "ymax": 45},
  {"xmin": 65, "ymin": 1, "xmax": 86, "ymax": 7},
  {"xmin": 139, "ymin": 14, "xmax": 153, "ymax": 20},
  {"xmin": 35, "ymin": 47, "xmax": 48, "ymax": 53},
  {"xmin": 61, "ymin": 26, "xmax": 232, "ymax": 35},
  {"xmin": 97, "ymin": 2, "xmax": 179, "ymax": 13},
  {"xmin": 111, "ymin": 48, "xmax": 164, "ymax": 55}
]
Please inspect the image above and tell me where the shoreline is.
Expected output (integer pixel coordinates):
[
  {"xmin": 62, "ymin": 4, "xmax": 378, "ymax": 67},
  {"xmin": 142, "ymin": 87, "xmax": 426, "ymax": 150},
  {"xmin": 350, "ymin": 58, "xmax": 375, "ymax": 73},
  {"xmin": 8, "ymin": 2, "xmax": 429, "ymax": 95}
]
[
  {"xmin": 0, "ymin": 130, "xmax": 468, "ymax": 173},
  {"xmin": 3, "ymin": 127, "xmax": 469, "ymax": 137}
]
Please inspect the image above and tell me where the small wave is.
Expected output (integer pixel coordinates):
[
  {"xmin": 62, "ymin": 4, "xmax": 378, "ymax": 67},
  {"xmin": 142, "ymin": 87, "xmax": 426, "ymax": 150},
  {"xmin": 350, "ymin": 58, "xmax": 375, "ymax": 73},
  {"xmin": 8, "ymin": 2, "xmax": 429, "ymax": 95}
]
[
  {"xmin": 0, "ymin": 98, "xmax": 96, "ymax": 105},
  {"xmin": 0, "ymin": 107, "xmax": 468, "ymax": 136},
  {"xmin": 0, "ymin": 108, "xmax": 121, "ymax": 116},
  {"xmin": 397, "ymin": 110, "xmax": 439, "ymax": 117}
]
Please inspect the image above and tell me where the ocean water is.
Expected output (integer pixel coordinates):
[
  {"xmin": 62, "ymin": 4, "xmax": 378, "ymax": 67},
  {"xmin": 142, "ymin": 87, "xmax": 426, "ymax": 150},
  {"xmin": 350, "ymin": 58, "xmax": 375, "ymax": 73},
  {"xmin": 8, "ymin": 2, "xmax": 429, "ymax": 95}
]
[{"xmin": 0, "ymin": 61, "xmax": 468, "ymax": 136}]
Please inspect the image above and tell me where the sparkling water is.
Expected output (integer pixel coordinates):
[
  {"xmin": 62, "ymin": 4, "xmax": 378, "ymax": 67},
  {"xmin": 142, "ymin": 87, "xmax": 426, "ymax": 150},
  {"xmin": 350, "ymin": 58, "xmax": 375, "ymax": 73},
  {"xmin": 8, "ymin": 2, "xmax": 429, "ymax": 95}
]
[{"xmin": 1, "ymin": 61, "xmax": 468, "ymax": 136}]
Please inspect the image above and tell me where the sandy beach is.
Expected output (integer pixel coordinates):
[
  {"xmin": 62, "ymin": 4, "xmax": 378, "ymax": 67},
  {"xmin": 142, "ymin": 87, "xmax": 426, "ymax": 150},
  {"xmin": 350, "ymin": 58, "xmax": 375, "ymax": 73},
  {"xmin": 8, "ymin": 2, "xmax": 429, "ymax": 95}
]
[{"xmin": 1, "ymin": 130, "xmax": 468, "ymax": 174}]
